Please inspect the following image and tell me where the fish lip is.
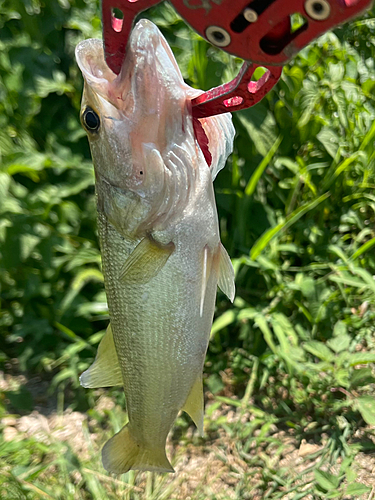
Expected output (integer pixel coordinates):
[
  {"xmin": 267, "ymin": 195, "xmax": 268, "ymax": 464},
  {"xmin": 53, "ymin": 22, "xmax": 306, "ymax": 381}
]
[
  {"xmin": 129, "ymin": 19, "xmax": 160, "ymax": 54},
  {"xmin": 75, "ymin": 38, "xmax": 115, "ymax": 86},
  {"xmin": 76, "ymin": 20, "xmax": 175, "ymax": 112}
]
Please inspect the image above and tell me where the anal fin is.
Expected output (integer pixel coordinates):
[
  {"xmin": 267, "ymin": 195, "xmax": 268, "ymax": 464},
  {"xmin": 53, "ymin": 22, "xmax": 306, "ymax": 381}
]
[
  {"xmin": 217, "ymin": 243, "xmax": 235, "ymax": 302},
  {"xmin": 182, "ymin": 376, "xmax": 204, "ymax": 436},
  {"xmin": 119, "ymin": 236, "xmax": 174, "ymax": 285},
  {"xmin": 80, "ymin": 324, "xmax": 122, "ymax": 388}
]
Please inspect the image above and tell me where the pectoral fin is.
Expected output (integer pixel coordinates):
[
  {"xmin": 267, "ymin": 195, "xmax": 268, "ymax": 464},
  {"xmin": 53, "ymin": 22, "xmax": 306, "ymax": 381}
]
[
  {"xmin": 80, "ymin": 324, "xmax": 122, "ymax": 388},
  {"xmin": 182, "ymin": 375, "xmax": 204, "ymax": 436},
  {"xmin": 217, "ymin": 243, "xmax": 235, "ymax": 302},
  {"xmin": 119, "ymin": 237, "xmax": 174, "ymax": 285}
]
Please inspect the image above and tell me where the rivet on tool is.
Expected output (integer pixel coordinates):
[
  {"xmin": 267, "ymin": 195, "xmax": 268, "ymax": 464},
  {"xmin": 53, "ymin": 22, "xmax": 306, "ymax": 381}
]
[
  {"xmin": 243, "ymin": 8, "xmax": 258, "ymax": 23},
  {"xmin": 205, "ymin": 26, "xmax": 231, "ymax": 47},
  {"xmin": 304, "ymin": 0, "xmax": 331, "ymax": 21}
]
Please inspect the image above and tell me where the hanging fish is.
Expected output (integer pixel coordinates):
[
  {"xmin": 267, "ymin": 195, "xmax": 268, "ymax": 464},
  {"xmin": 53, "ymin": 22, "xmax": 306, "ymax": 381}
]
[{"xmin": 75, "ymin": 19, "xmax": 235, "ymax": 474}]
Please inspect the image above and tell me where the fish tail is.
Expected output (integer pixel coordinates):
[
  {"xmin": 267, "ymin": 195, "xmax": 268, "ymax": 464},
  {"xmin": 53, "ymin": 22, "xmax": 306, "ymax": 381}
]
[{"xmin": 102, "ymin": 424, "xmax": 174, "ymax": 474}]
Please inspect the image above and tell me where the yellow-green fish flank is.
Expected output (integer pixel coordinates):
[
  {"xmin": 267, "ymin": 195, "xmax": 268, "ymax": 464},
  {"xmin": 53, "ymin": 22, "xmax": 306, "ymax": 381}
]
[{"xmin": 76, "ymin": 19, "xmax": 235, "ymax": 474}]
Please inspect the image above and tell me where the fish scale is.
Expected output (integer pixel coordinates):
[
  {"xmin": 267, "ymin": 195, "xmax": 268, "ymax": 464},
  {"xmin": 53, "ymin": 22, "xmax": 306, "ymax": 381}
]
[
  {"xmin": 76, "ymin": 19, "xmax": 235, "ymax": 473},
  {"xmin": 97, "ymin": 182, "xmax": 218, "ymax": 449}
]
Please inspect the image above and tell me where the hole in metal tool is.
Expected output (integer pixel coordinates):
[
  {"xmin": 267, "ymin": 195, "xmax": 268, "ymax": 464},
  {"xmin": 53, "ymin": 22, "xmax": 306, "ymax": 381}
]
[
  {"xmin": 111, "ymin": 7, "xmax": 124, "ymax": 32},
  {"xmin": 231, "ymin": 0, "xmax": 277, "ymax": 34},
  {"xmin": 248, "ymin": 67, "xmax": 270, "ymax": 93},
  {"xmin": 260, "ymin": 14, "xmax": 308, "ymax": 55},
  {"xmin": 290, "ymin": 13, "xmax": 307, "ymax": 33},
  {"xmin": 250, "ymin": 67, "xmax": 268, "ymax": 82},
  {"xmin": 223, "ymin": 96, "xmax": 243, "ymax": 107}
]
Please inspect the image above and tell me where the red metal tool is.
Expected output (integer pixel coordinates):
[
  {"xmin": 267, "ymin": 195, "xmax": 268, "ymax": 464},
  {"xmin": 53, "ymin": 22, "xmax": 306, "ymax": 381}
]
[{"xmin": 102, "ymin": 0, "xmax": 373, "ymax": 118}]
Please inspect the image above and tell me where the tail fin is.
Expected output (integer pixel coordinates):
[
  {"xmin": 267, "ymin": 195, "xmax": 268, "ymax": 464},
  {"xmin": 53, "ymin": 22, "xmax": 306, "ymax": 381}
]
[{"xmin": 102, "ymin": 424, "xmax": 174, "ymax": 474}]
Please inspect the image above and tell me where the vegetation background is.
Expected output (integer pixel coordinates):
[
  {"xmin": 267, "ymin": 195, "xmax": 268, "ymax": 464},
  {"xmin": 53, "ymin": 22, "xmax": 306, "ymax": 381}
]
[{"xmin": 1, "ymin": 0, "xmax": 375, "ymax": 498}]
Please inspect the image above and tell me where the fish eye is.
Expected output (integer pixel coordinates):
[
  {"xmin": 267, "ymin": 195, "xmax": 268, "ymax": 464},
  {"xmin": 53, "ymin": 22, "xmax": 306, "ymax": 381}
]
[{"xmin": 82, "ymin": 106, "xmax": 100, "ymax": 132}]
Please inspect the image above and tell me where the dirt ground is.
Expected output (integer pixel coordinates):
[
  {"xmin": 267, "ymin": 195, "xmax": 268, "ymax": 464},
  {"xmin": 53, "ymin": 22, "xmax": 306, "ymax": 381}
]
[{"xmin": 1, "ymin": 370, "xmax": 375, "ymax": 499}]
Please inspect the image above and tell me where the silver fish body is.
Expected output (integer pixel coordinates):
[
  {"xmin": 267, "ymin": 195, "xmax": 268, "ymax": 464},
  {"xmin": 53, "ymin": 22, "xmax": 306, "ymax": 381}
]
[{"xmin": 76, "ymin": 19, "xmax": 235, "ymax": 474}]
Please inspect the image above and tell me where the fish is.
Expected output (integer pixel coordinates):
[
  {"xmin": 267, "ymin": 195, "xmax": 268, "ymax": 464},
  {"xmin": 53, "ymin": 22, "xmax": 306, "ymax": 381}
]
[{"xmin": 75, "ymin": 19, "xmax": 235, "ymax": 474}]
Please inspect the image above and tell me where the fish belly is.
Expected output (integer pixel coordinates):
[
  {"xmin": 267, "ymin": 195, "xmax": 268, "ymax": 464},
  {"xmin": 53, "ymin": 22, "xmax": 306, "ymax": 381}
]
[{"xmin": 97, "ymin": 210, "xmax": 217, "ymax": 472}]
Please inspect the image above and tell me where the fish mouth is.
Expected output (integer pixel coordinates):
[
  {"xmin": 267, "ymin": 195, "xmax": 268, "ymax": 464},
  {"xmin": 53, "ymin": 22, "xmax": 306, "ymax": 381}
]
[
  {"xmin": 128, "ymin": 20, "xmax": 182, "ymax": 77},
  {"xmin": 129, "ymin": 19, "xmax": 160, "ymax": 56},
  {"xmin": 75, "ymin": 19, "xmax": 184, "ymax": 112},
  {"xmin": 76, "ymin": 19, "xmax": 214, "ymax": 166},
  {"xmin": 75, "ymin": 38, "xmax": 115, "ymax": 90}
]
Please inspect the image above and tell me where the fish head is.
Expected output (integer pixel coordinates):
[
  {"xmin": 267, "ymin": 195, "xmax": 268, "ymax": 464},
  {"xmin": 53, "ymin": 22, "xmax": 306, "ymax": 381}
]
[{"xmin": 76, "ymin": 20, "xmax": 195, "ymax": 207}]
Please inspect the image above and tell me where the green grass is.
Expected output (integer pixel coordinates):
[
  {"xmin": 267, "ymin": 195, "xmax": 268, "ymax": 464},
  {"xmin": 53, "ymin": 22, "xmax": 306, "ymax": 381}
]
[{"xmin": 1, "ymin": 390, "xmax": 374, "ymax": 499}]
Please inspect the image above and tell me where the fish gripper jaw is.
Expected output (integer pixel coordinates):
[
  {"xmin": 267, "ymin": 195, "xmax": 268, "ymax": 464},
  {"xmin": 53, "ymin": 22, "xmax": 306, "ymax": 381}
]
[{"xmin": 102, "ymin": 0, "xmax": 373, "ymax": 117}]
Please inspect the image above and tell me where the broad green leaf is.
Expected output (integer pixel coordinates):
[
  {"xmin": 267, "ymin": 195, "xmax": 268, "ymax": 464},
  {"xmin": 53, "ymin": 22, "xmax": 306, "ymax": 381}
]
[
  {"xmin": 300, "ymin": 277, "xmax": 315, "ymax": 299},
  {"xmin": 335, "ymin": 369, "xmax": 350, "ymax": 388},
  {"xmin": 20, "ymin": 234, "xmax": 40, "ymax": 261},
  {"xmin": 328, "ymin": 62, "xmax": 345, "ymax": 82},
  {"xmin": 345, "ymin": 482, "xmax": 371, "ymax": 496},
  {"xmin": 349, "ymin": 352, "xmax": 375, "ymax": 366},
  {"xmin": 327, "ymin": 334, "xmax": 351, "ymax": 353},
  {"xmin": 314, "ymin": 469, "xmax": 340, "ymax": 491},
  {"xmin": 333, "ymin": 321, "xmax": 347, "ymax": 337},
  {"xmin": 35, "ymin": 72, "xmax": 74, "ymax": 97},
  {"xmin": 355, "ymin": 396, "xmax": 375, "ymax": 425},
  {"xmin": 325, "ymin": 492, "xmax": 341, "ymax": 499},
  {"xmin": 297, "ymin": 79, "xmax": 320, "ymax": 128},
  {"xmin": 317, "ymin": 127, "xmax": 340, "ymax": 158},
  {"xmin": 350, "ymin": 368, "xmax": 375, "ymax": 389},
  {"xmin": 304, "ymin": 341, "xmax": 334, "ymax": 362}
]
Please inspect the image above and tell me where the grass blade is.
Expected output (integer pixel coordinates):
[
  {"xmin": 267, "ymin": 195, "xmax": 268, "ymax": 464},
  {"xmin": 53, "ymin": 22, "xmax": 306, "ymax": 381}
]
[
  {"xmin": 245, "ymin": 135, "xmax": 282, "ymax": 197},
  {"xmin": 250, "ymin": 192, "xmax": 330, "ymax": 260},
  {"xmin": 351, "ymin": 236, "xmax": 375, "ymax": 260}
]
